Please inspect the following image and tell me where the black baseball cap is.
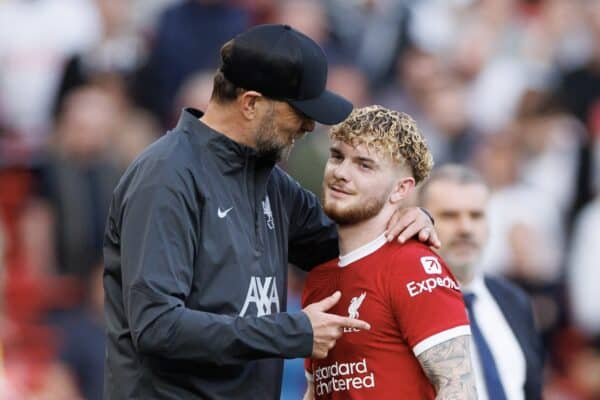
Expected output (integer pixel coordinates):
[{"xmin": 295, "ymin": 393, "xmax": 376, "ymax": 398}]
[{"xmin": 220, "ymin": 24, "xmax": 353, "ymax": 125}]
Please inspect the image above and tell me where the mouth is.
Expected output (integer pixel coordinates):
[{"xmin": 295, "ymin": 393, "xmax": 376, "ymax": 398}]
[
  {"xmin": 328, "ymin": 184, "xmax": 353, "ymax": 197},
  {"xmin": 450, "ymin": 241, "xmax": 479, "ymax": 252}
]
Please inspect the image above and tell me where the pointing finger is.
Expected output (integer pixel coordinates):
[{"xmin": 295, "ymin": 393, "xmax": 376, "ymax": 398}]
[
  {"xmin": 313, "ymin": 291, "xmax": 342, "ymax": 312},
  {"xmin": 335, "ymin": 316, "xmax": 371, "ymax": 331}
]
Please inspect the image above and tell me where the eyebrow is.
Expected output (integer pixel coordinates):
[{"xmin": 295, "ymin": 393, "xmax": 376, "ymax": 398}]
[
  {"xmin": 355, "ymin": 156, "xmax": 375, "ymax": 164},
  {"xmin": 329, "ymin": 147, "xmax": 377, "ymax": 165}
]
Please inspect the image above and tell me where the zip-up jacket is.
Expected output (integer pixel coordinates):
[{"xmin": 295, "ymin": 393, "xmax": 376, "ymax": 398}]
[{"xmin": 103, "ymin": 108, "xmax": 339, "ymax": 399}]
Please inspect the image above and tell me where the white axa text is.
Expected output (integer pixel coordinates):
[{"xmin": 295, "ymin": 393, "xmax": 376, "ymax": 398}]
[{"xmin": 239, "ymin": 276, "xmax": 280, "ymax": 316}]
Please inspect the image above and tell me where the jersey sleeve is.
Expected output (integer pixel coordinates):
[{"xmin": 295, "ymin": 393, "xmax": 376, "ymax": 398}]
[{"xmin": 387, "ymin": 243, "xmax": 470, "ymax": 357}]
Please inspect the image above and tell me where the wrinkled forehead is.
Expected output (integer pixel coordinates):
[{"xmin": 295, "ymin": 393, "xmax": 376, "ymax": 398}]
[{"xmin": 429, "ymin": 180, "xmax": 490, "ymax": 209}]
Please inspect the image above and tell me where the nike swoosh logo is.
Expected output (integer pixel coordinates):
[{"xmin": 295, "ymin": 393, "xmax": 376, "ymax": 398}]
[{"xmin": 218, "ymin": 207, "xmax": 233, "ymax": 218}]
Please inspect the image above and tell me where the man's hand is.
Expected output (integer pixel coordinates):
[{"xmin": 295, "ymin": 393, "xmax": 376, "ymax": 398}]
[
  {"xmin": 386, "ymin": 207, "xmax": 441, "ymax": 248},
  {"xmin": 302, "ymin": 291, "xmax": 371, "ymax": 359}
]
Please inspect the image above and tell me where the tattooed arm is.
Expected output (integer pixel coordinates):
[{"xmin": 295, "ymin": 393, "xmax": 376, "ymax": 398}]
[
  {"xmin": 302, "ymin": 381, "xmax": 314, "ymax": 400},
  {"xmin": 417, "ymin": 334, "xmax": 477, "ymax": 399}
]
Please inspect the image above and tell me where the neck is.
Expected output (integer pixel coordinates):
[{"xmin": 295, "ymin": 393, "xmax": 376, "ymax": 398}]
[
  {"xmin": 337, "ymin": 207, "xmax": 394, "ymax": 256},
  {"xmin": 200, "ymin": 101, "xmax": 256, "ymax": 148}
]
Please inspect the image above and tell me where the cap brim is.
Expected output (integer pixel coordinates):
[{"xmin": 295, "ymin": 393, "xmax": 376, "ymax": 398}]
[{"xmin": 288, "ymin": 90, "xmax": 353, "ymax": 125}]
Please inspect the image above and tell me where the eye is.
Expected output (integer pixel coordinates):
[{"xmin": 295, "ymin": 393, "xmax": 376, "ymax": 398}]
[
  {"xmin": 360, "ymin": 162, "xmax": 373, "ymax": 170},
  {"xmin": 330, "ymin": 152, "xmax": 343, "ymax": 162}
]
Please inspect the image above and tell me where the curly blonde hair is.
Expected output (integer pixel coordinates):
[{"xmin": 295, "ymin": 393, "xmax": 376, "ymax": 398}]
[{"xmin": 329, "ymin": 105, "xmax": 434, "ymax": 184}]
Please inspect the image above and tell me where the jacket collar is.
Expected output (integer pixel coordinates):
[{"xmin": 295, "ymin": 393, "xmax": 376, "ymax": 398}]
[{"xmin": 176, "ymin": 108, "xmax": 278, "ymax": 173}]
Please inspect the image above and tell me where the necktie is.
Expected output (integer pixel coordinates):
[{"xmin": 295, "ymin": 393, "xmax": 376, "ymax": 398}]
[{"xmin": 463, "ymin": 293, "xmax": 508, "ymax": 400}]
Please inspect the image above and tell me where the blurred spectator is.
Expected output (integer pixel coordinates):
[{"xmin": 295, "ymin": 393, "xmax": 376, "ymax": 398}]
[
  {"xmin": 172, "ymin": 70, "xmax": 215, "ymax": 121},
  {"xmin": 515, "ymin": 90, "xmax": 584, "ymax": 215},
  {"xmin": 133, "ymin": 0, "xmax": 250, "ymax": 126},
  {"xmin": 326, "ymin": 0, "xmax": 409, "ymax": 87},
  {"xmin": 0, "ymin": 0, "xmax": 100, "ymax": 155},
  {"xmin": 568, "ymin": 196, "xmax": 600, "ymax": 339},
  {"xmin": 475, "ymin": 131, "xmax": 564, "ymax": 284},
  {"xmin": 37, "ymin": 85, "xmax": 121, "ymax": 277},
  {"xmin": 53, "ymin": 0, "xmax": 144, "ymax": 120},
  {"xmin": 272, "ymin": 0, "xmax": 346, "ymax": 63},
  {"xmin": 49, "ymin": 262, "xmax": 106, "ymax": 400},
  {"xmin": 555, "ymin": 0, "xmax": 600, "ymax": 217},
  {"xmin": 112, "ymin": 110, "xmax": 162, "ymax": 170}
]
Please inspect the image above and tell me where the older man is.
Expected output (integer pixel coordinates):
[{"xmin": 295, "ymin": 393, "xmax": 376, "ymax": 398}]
[{"xmin": 419, "ymin": 164, "xmax": 544, "ymax": 400}]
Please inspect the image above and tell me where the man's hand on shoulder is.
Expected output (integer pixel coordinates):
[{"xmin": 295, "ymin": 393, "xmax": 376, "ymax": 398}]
[{"xmin": 386, "ymin": 207, "xmax": 441, "ymax": 248}]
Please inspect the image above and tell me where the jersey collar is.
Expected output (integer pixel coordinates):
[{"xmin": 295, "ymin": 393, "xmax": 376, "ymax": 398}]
[{"xmin": 338, "ymin": 233, "xmax": 388, "ymax": 267}]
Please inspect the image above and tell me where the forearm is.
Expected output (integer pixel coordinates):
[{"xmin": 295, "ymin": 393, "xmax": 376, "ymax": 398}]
[
  {"xmin": 417, "ymin": 335, "xmax": 477, "ymax": 400},
  {"xmin": 135, "ymin": 305, "xmax": 313, "ymax": 365},
  {"xmin": 303, "ymin": 374, "xmax": 315, "ymax": 400}
]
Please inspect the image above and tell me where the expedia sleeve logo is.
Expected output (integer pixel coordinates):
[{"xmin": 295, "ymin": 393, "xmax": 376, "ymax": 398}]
[
  {"xmin": 406, "ymin": 276, "xmax": 460, "ymax": 297},
  {"xmin": 420, "ymin": 256, "xmax": 442, "ymax": 274},
  {"xmin": 239, "ymin": 276, "xmax": 280, "ymax": 316}
]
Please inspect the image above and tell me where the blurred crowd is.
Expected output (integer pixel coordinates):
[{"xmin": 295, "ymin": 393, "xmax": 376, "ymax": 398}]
[{"xmin": 0, "ymin": 0, "xmax": 599, "ymax": 399}]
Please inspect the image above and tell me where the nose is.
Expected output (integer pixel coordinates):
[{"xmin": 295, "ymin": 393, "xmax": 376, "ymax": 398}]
[
  {"xmin": 457, "ymin": 215, "xmax": 474, "ymax": 234},
  {"xmin": 332, "ymin": 158, "xmax": 351, "ymax": 181}
]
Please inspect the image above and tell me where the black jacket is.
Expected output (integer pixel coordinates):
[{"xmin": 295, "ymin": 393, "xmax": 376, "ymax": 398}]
[
  {"xmin": 485, "ymin": 276, "xmax": 544, "ymax": 400},
  {"xmin": 103, "ymin": 108, "xmax": 339, "ymax": 399}
]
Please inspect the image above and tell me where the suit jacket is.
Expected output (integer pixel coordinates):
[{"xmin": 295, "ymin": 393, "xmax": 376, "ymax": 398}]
[{"xmin": 484, "ymin": 276, "xmax": 544, "ymax": 400}]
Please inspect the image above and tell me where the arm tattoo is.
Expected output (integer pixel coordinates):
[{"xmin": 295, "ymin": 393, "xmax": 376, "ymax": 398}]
[{"xmin": 417, "ymin": 334, "xmax": 477, "ymax": 400}]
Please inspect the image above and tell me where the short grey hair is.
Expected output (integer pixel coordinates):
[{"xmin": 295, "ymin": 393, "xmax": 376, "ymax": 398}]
[{"xmin": 419, "ymin": 164, "xmax": 488, "ymax": 205}]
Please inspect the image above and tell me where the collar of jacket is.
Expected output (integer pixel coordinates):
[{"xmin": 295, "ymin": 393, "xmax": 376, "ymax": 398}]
[{"xmin": 176, "ymin": 108, "xmax": 278, "ymax": 174}]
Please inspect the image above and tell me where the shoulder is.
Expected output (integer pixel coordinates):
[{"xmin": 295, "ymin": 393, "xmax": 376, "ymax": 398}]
[
  {"xmin": 383, "ymin": 241, "xmax": 460, "ymax": 295},
  {"xmin": 115, "ymin": 131, "xmax": 202, "ymax": 203},
  {"xmin": 385, "ymin": 240, "xmax": 447, "ymax": 275}
]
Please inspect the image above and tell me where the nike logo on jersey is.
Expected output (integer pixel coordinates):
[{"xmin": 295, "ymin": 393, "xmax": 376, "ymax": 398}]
[{"xmin": 217, "ymin": 207, "xmax": 233, "ymax": 218}]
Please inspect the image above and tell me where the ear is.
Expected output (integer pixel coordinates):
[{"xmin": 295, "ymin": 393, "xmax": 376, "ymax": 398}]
[
  {"xmin": 389, "ymin": 177, "xmax": 416, "ymax": 204},
  {"xmin": 238, "ymin": 91, "xmax": 262, "ymax": 120}
]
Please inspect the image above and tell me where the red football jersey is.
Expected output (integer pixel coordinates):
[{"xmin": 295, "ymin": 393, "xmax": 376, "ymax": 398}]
[{"xmin": 302, "ymin": 237, "xmax": 470, "ymax": 400}]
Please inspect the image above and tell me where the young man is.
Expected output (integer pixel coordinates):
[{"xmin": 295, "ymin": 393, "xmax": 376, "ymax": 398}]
[
  {"xmin": 302, "ymin": 106, "xmax": 476, "ymax": 399},
  {"xmin": 103, "ymin": 25, "xmax": 438, "ymax": 399},
  {"xmin": 419, "ymin": 165, "xmax": 544, "ymax": 400}
]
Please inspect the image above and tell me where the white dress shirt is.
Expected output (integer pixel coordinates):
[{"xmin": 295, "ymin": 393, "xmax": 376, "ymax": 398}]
[{"xmin": 463, "ymin": 275, "xmax": 526, "ymax": 400}]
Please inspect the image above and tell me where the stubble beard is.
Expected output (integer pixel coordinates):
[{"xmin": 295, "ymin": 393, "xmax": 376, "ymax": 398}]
[
  {"xmin": 254, "ymin": 109, "xmax": 294, "ymax": 162},
  {"xmin": 442, "ymin": 241, "xmax": 481, "ymax": 284},
  {"xmin": 321, "ymin": 186, "xmax": 388, "ymax": 226}
]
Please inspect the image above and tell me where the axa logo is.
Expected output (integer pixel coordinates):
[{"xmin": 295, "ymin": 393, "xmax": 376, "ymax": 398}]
[
  {"xmin": 344, "ymin": 292, "xmax": 366, "ymax": 333},
  {"xmin": 262, "ymin": 196, "xmax": 274, "ymax": 230},
  {"xmin": 420, "ymin": 256, "xmax": 442, "ymax": 274},
  {"xmin": 239, "ymin": 276, "xmax": 280, "ymax": 317}
]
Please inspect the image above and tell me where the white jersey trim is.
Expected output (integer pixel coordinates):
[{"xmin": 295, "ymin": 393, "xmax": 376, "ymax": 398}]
[
  {"xmin": 338, "ymin": 233, "xmax": 388, "ymax": 267},
  {"xmin": 412, "ymin": 325, "xmax": 472, "ymax": 357},
  {"xmin": 305, "ymin": 370, "xmax": 314, "ymax": 383}
]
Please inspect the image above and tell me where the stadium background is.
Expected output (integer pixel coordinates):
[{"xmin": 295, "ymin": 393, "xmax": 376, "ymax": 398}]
[{"xmin": 0, "ymin": 0, "xmax": 599, "ymax": 398}]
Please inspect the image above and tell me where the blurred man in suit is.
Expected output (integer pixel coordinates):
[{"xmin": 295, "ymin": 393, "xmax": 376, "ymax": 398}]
[{"xmin": 420, "ymin": 164, "xmax": 544, "ymax": 400}]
